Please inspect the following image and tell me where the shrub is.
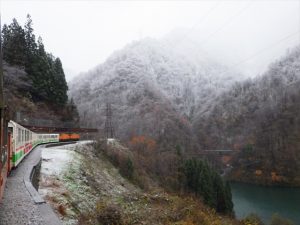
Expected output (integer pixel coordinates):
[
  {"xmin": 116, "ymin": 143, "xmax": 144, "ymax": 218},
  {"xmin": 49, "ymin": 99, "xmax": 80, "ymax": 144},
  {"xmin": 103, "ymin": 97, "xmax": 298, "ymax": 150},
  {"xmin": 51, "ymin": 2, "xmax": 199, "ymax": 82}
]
[
  {"xmin": 270, "ymin": 213, "xmax": 294, "ymax": 225},
  {"xmin": 96, "ymin": 204, "xmax": 123, "ymax": 225},
  {"xmin": 120, "ymin": 157, "xmax": 134, "ymax": 179},
  {"xmin": 242, "ymin": 213, "xmax": 264, "ymax": 225}
]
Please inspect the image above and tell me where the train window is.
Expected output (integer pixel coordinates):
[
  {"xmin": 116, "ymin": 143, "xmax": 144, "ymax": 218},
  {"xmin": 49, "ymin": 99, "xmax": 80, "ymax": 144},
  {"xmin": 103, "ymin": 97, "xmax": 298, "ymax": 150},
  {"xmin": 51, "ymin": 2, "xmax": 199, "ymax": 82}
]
[
  {"xmin": 3, "ymin": 121, "xmax": 8, "ymax": 147},
  {"xmin": 18, "ymin": 128, "xmax": 21, "ymax": 142}
]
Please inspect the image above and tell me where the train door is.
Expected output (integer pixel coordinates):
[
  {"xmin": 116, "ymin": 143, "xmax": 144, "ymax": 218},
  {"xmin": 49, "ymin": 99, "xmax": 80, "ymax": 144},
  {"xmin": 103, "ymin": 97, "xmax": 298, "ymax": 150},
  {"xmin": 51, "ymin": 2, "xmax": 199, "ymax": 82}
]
[{"xmin": 7, "ymin": 128, "xmax": 12, "ymax": 174}]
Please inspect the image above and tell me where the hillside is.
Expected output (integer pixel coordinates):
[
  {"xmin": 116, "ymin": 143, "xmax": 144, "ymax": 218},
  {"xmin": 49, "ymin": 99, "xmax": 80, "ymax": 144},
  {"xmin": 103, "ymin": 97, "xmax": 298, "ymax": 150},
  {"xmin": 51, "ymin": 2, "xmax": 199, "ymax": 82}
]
[
  {"xmin": 39, "ymin": 141, "xmax": 239, "ymax": 225},
  {"xmin": 69, "ymin": 35, "xmax": 300, "ymax": 186},
  {"xmin": 194, "ymin": 46, "xmax": 300, "ymax": 186},
  {"xmin": 3, "ymin": 61, "xmax": 77, "ymax": 125},
  {"xmin": 2, "ymin": 15, "xmax": 79, "ymax": 125},
  {"xmin": 69, "ymin": 38, "xmax": 242, "ymax": 153}
]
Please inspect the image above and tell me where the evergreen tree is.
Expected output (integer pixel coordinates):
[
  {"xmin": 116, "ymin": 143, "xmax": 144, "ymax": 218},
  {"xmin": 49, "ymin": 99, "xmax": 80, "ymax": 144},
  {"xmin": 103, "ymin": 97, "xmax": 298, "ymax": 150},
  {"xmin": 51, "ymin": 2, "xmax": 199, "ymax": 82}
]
[
  {"xmin": 28, "ymin": 36, "xmax": 50, "ymax": 100},
  {"xmin": 183, "ymin": 158, "xmax": 233, "ymax": 214},
  {"xmin": 2, "ymin": 19, "xmax": 26, "ymax": 66},
  {"xmin": 24, "ymin": 14, "xmax": 37, "ymax": 58},
  {"xmin": 53, "ymin": 57, "xmax": 68, "ymax": 105},
  {"xmin": 24, "ymin": 14, "xmax": 37, "ymax": 82},
  {"xmin": 224, "ymin": 181, "xmax": 233, "ymax": 213},
  {"xmin": 2, "ymin": 16, "xmax": 69, "ymax": 106}
]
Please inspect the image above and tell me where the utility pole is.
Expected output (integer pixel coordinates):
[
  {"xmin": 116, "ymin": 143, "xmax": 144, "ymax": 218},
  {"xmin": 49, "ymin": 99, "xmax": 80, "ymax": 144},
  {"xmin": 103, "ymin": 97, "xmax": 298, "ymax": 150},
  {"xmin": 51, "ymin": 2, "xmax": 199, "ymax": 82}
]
[
  {"xmin": 104, "ymin": 103, "xmax": 114, "ymax": 139},
  {"xmin": 0, "ymin": 14, "xmax": 4, "ymax": 156},
  {"xmin": 0, "ymin": 13, "xmax": 8, "ymax": 194}
]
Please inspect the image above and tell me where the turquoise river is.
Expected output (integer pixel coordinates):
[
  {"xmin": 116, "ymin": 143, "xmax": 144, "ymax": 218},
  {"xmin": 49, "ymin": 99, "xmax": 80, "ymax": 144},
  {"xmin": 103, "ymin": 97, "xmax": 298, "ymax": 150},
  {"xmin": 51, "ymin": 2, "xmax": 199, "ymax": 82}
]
[{"xmin": 231, "ymin": 182, "xmax": 300, "ymax": 225}]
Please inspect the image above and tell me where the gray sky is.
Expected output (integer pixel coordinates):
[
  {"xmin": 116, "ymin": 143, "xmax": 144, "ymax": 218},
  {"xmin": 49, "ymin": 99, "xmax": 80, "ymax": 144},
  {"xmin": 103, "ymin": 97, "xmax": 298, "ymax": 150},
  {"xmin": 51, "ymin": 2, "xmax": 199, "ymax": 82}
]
[{"xmin": 1, "ymin": 0, "xmax": 300, "ymax": 81}]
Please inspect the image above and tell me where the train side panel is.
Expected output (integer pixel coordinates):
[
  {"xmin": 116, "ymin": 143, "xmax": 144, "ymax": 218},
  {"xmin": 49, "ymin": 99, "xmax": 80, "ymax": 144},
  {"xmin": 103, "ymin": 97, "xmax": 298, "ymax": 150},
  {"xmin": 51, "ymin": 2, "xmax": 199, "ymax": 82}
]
[
  {"xmin": 7, "ymin": 121, "xmax": 60, "ymax": 168},
  {"xmin": 9, "ymin": 121, "xmax": 33, "ymax": 167},
  {"xmin": 59, "ymin": 133, "xmax": 80, "ymax": 142},
  {"xmin": 7, "ymin": 125, "xmax": 14, "ymax": 172}
]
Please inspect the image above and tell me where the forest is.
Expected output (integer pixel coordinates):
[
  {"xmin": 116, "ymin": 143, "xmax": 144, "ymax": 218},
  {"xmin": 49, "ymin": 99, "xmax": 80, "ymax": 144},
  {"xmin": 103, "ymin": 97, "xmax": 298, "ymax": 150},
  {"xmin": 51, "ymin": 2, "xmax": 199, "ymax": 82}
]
[
  {"xmin": 2, "ymin": 14, "xmax": 68, "ymax": 105},
  {"xmin": 1, "ymin": 15, "xmax": 79, "ymax": 123},
  {"xmin": 69, "ymin": 34, "xmax": 300, "ymax": 186},
  {"xmin": 195, "ymin": 47, "xmax": 300, "ymax": 186}
]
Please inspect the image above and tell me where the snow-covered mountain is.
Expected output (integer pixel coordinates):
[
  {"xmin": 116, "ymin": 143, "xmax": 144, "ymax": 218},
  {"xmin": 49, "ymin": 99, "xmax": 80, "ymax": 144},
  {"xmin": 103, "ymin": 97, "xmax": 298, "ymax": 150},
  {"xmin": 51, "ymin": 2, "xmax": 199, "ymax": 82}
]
[
  {"xmin": 69, "ymin": 37, "xmax": 243, "ymax": 151},
  {"xmin": 70, "ymin": 38, "xmax": 300, "ymax": 185},
  {"xmin": 194, "ymin": 46, "xmax": 300, "ymax": 185}
]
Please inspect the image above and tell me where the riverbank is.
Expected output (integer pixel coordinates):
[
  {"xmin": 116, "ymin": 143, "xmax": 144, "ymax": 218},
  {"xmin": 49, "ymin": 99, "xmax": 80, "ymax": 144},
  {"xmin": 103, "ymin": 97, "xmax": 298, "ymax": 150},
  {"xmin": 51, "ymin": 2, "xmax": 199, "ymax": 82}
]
[{"xmin": 229, "ymin": 167, "xmax": 300, "ymax": 188}]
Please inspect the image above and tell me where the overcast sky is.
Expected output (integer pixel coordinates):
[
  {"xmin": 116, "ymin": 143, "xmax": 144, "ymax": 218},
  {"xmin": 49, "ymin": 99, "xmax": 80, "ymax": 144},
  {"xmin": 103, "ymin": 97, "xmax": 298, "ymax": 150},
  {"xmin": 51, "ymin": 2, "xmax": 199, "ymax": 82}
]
[{"xmin": 1, "ymin": 0, "xmax": 300, "ymax": 81}]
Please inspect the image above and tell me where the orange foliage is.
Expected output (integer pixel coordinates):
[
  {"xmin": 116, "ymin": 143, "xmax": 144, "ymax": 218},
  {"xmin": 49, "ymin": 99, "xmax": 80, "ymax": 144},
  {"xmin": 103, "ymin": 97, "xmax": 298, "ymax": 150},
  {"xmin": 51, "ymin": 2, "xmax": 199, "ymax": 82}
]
[
  {"xmin": 129, "ymin": 135, "xmax": 156, "ymax": 152},
  {"xmin": 222, "ymin": 155, "xmax": 232, "ymax": 164},
  {"xmin": 271, "ymin": 171, "xmax": 282, "ymax": 182},
  {"xmin": 233, "ymin": 143, "xmax": 241, "ymax": 151},
  {"xmin": 58, "ymin": 204, "xmax": 67, "ymax": 216},
  {"xmin": 255, "ymin": 170, "xmax": 262, "ymax": 176}
]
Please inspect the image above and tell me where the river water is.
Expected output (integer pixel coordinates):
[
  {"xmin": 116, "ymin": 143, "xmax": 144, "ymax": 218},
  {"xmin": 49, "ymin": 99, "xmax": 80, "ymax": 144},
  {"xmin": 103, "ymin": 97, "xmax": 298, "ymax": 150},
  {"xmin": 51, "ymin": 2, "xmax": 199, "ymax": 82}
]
[{"xmin": 231, "ymin": 182, "xmax": 300, "ymax": 225}]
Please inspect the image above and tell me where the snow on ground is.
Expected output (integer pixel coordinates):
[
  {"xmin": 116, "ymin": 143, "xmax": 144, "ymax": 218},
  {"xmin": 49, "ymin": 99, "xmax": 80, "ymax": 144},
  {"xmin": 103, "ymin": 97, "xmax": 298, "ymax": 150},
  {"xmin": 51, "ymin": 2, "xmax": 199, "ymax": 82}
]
[
  {"xmin": 38, "ymin": 141, "xmax": 99, "ymax": 225},
  {"xmin": 38, "ymin": 140, "xmax": 140, "ymax": 225},
  {"xmin": 40, "ymin": 148, "xmax": 74, "ymax": 176},
  {"xmin": 39, "ymin": 143, "xmax": 79, "ymax": 200},
  {"xmin": 40, "ymin": 141, "xmax": 94, "ymax": 176}
]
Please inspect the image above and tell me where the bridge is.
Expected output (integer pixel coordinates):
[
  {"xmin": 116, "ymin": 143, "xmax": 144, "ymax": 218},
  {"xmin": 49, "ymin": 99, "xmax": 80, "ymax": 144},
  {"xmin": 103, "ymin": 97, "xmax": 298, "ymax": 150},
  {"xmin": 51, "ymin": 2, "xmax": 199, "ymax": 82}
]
[
  {"xmin": 14, "ymin": 112, "xmax": 98, "ymax": 134},
  {"xmin": 204, "ymin": 149, "xmax": 233, "ymax": 152},
  {"xmin": 204, "ymin": 150, "xmax": 233, "ymax": 153},
  {"xmin": 20, "ymin": 124, "xmax": 98, "ymax": 133}
]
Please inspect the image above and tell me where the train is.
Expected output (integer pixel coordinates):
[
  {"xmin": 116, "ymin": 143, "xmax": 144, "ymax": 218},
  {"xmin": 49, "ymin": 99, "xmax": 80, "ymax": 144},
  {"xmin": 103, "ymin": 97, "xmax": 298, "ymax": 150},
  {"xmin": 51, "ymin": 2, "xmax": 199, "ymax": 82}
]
[
  {"xmin": 0, "ymin": 120, "xmax": 80, "ymax": 202},
  {"xmin": 59, "ymin": 133, "xmax": 80, "ymax": 142}
]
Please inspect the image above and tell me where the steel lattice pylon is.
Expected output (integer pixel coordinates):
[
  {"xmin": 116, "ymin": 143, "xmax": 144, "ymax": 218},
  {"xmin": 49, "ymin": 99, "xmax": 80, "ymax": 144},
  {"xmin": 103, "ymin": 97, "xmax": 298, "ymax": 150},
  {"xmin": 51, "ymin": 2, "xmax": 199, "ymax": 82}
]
[{"xmin": 104, "ymin": 103, "xmax": 114, "ymax": 139}]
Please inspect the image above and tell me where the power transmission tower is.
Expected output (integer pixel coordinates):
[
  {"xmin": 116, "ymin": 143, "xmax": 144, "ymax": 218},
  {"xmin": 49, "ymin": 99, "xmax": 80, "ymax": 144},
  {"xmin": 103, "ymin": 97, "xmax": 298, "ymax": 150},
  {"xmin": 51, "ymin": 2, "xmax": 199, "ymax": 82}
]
[{"xmin": 104, "ymin": 103, "xmax": 114, "ymax": 139}]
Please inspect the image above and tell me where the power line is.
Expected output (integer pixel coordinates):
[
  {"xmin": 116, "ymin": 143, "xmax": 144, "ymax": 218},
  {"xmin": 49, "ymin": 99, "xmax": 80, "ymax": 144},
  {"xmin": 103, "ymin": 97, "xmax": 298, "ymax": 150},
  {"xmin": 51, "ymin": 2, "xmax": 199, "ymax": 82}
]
[
  {"xmin": 198, "ymin": 1, "xmax": 253, "ymax": 46},
  {"xmin": 166, "ymin": 1, "xmax": 298, "ymax": 79},
  {"xmin": 167, "ymin": 1, "xmax": 253, "ymax": 66},
  {"xmin": 219, "ymin": 31, "xmax": 300, "ymax": 76},
  {"xmin": 171, "ymin": 1, "xmax": 222, "ymax": 48}
]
